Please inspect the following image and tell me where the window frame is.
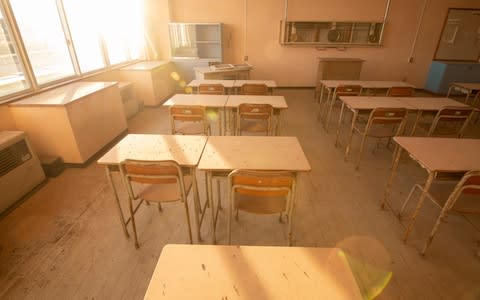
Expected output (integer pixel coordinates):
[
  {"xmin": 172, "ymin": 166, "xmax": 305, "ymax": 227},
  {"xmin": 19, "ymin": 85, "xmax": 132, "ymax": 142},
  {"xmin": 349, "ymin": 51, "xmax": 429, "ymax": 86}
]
[{"xmin": 0, "ymin": 0, "xmax": 144, "ymax": 104}]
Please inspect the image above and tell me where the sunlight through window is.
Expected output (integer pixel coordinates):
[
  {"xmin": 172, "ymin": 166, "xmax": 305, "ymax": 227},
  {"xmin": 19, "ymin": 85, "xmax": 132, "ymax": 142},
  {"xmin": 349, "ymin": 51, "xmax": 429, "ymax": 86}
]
[{"xmin": 11, "ymin": 0, "xmax": 75, "ymax": 85}]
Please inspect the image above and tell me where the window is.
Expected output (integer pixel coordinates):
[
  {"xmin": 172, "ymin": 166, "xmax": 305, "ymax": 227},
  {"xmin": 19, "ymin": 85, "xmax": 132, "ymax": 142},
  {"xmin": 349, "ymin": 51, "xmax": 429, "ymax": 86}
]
[
  {"xmin": 62, "ymin": 0, "xmax": 106, "ymax": 73},
  {"xmin": 0, "ymin": 0, "xmax": 144, "ymax": 102},
  {"xmin": 10, "ymin": 0, "xmax": 75, "ymax": 85},
  {"xmin": 0, "ymin": 13, "xmax": 28, "ymax": 97}
]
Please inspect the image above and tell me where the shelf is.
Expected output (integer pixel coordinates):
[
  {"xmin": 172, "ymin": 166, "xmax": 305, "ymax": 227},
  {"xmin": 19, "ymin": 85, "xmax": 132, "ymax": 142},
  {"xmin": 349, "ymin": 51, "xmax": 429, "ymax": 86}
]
[
  {"xmin": 168, "ymin": 23, "xmax": 223, "ymax": 61},
  {"xmin": 279, "ymin": 21, "xmax": 384, "ymax": 47}
]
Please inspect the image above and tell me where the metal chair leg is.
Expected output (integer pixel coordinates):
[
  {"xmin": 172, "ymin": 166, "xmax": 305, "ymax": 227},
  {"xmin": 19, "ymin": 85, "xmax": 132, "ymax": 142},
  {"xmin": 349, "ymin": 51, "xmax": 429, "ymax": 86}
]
[
  {"xmin": 183, "ymin": 201, "xmax": 193, "ymax": 244},
  {"xmin": 421, "ymin": 206, "xmax": 449, "ymax": 256},
  {"xmin": 128, "ymin": 198, "xmax": 140, "ymax": 249},
  {"xmin": 356, "ymin": 132, "xmax": 368, "ymax": 170}
]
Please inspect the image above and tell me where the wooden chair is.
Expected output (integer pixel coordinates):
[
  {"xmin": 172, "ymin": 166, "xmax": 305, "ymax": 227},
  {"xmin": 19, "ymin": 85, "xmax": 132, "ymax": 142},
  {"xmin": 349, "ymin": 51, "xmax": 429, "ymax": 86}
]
[
  {"xmin": 240, "ymin": 83, "xmax": 269, "ymax": 95},
  {"xmin": 386, "ymin": 86, "xmax": 415, "ymax": 97},
  {"xmin": 350, "ymin": 107, "xmax": 407, "ymax": 169},
  {"xmin": 236, "ymin": 103, "xmax": 273, "ymax": 135},
  {"xmin": 170, "ymin": 105, "xmax": 211, "ymax": 135},
  {"xmin": 325, "ymin": 85, "xmax": 362, "ymax": 130},
  {"xmin": 198, "ymin": 83, "xmax": 224, "ymax": 95},
  {"xmin": 227, "ymin": 169, "xmax": 297, "ymax": 245},
  {"xmin": 399, "ymin": 170, "xmax": 480, "ymax": 255},
  {"xmin": 427, "ymin": 106, "xmax": 474, "ymax": 138},
  {"xmin": 120, "ymin": 160, "xmax": 198, "ymax": 248}
]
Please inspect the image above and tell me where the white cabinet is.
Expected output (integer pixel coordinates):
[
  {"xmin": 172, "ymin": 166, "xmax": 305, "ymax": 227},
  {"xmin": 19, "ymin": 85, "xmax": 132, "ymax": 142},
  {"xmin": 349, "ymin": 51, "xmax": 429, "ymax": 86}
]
[
  {"xmin": 169, "ymin": 23, "xmax": 223, "ymax": 61},
  {"xmin": 169, "ymin": 23, "xmax": 223, "ymax": 82}
]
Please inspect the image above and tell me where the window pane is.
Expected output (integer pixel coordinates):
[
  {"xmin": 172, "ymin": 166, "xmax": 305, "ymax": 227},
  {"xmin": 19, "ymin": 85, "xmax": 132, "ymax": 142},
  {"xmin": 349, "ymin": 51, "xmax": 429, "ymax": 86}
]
[
  {"xmin": 125, "ymin": 0, "xmax": 144, "ymax": 59},
  {"xmin": 63, "ymin": 0, "xmax": 105, "ymax": 73},
  {"xmin": 99, "ymin": 0, "xmax": 128, "ymax": 64},
  {"xmin": 10, "ymin": 0, "xmax": 75, "ymax": 85},
  {"xmin": 0, "ymin": 13, "xmax": 28, "ymax": 97}
]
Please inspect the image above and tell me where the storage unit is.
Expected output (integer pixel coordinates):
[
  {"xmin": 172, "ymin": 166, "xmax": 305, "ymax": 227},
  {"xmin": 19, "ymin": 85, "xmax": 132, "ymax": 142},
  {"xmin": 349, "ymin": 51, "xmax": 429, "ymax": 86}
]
[
  {"xmin": 424, "ymin": 61, "xmax": 480, "ymax": 94},
  {"xmin": 169, "ymin": 23, "xmax": 223, "ymax": 83},
  {"xmin": 169, "ymin": 23, "xmax": 223, "ymax": 61},
  {"xmin": 118, "ymin": 81, "xmax": 139, "ymax": 119},
  {"xmin": 194, "ymin": 63, "xmax": 253, "ymax": 80},
  {"xmin": 315, "ymin": 58, "xmax": 364, "ymax": 95},
  {"xmin": 280, "ymin": 21, "xmax": 384, "ymax": 47},
  {"xmin": 9, "ymin": 82, "xmax": 127, "ymax": 164},
  {"xmin": 0, "ymin": 131, "xmax": 45, "ymax": 213},
  {"xmin": 118, "ymin": 61, "xmax": 175, "ymax": 106}
]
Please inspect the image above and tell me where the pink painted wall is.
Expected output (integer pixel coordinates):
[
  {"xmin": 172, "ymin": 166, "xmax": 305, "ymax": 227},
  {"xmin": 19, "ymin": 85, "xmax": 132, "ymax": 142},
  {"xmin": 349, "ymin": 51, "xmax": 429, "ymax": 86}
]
[{"xmin": 162, "ymin": 0, "xmax": 480, "ymax": 88}]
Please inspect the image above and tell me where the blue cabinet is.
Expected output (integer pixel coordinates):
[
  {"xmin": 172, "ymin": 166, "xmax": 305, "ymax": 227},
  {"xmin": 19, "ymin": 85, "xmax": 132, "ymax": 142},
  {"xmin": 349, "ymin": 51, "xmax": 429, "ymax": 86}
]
[{"xmin": 425, "ymin": 61, "xmax": 480, "ymax": 94}]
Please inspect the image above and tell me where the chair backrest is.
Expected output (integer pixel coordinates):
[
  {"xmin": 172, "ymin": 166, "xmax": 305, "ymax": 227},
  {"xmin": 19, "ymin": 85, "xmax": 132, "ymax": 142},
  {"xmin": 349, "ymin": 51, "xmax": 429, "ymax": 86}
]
[
  {"xmin": 169, "ymin": 105, "xmax": 208, "ymax": 135},
  {"xmin": 120, "ymin": 159, "xmax": 182, "ymax": 185},
  {"xmin": 228, "ymin": 169, "xmax": 296, "ymax": 213},
  {"xmin": 240, "ymin": 83, "xmax": 269, "ymax": 95},
  {"xmin": 237, "ymin": 103, "xmax": 273, "ymax": 135},
  {"xmin": 387, "ymin": 86, "xmax": 414, "ymax": 97},
  {"xmin": 445, "ymin": 170, "xmax": 480, "ymax": 211},
  {"xmin": 334, "ymin": 85, "xmax": 362, "ymax": 97},
  {"xmin": 368, "ymin": 107, "xmax": 408, "ymax": 125},
  {"xmin": 427, "ymin": 106, "xmax": 474, "ymax": 137},
  {"xmin": 198, "ymin": 84, "xmax": 224, "ymax": 95}
]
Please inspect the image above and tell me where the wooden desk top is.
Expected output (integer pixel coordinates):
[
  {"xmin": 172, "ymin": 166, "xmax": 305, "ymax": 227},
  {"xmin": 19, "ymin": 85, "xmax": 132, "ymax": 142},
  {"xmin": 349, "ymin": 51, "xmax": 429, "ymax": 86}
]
[
  {"xmin": 451, "ymin": 82, "xmax": 480, "ymax": 91},
  {"xmin": 163, "ymin": 94, "xmax": 228, "ymax": 108},
  {"xmin": 233, "ymin": 80, "xmax": 277, "ymax": 88},
  {"xmin": 187, "ymin": 79, "xmax": 235, "ymax": 88},
  {"xmin": 394, "ymin": 137, "xmax": 480, "ymax": 172},
  {"xmin": 9, "ymin": 82, "xmax": 117, "ymax": 106},
  {"xmin": 226, "ymin": 95, "xmax": 288, "ymax": 109},
  {"xmin": 339, "ymin": 96, "xmax": 417, "ymax": 110},
  {"xmin": 397, "ymin": 97, "xmax": 469, "ymax": 111},
  {"xmin": 320, "ymin": 80, "xmax": 414, "ymax": 89},
  {"xmin": 198, "ymin": 136, "xmax": 311, "ymax": 172},
  {"xmin": 97, "ymin": 134, "xmax": 207, "ymax": 167},
  {"xmin": 144, "ymin": 244, "xmax": 362, "ymax": 300},
  {"xmin": 121, "ymin": 61, "xmax": 169, "ymax": 71}
]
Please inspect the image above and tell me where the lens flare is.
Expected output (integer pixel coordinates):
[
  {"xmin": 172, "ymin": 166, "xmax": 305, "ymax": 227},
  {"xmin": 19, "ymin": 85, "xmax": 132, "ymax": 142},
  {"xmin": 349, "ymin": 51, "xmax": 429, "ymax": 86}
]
[
  {"xmin": 170, "ymin": 72, "xmax": 180, "ymax": 81},
  {"xmin": 334, "ymin": 236, "xmax": 393, "ymax": 300}
]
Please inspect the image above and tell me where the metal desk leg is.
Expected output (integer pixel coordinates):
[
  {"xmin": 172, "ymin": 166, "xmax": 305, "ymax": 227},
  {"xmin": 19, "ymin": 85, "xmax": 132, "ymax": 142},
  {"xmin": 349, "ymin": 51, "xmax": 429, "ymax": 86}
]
[
  {"xmin": 409, "ymin": 110, "xmax": 422, "ymax": 136},
  {"xmin": 446, "ymin": 85, "xmax": 454, "ymax": 98},
  {"xmin": 206, "ymin": 171, "xmax": 216, "ymax": 244},
  {"xmin": 335, "ymin": 102, "xmax": 346, "ymax": 147},
  {"xmin": 191, "ymin": 168, "xmax": 202, "ymax": 242},
  {"xmin": 105, "ymin": 166, "xmax": 129, "ymax": 237},
  {"xmin": 403, "ymin": 172, "xmax": 435, "ymax": 242},
  {"xmin": 275, "ymin": 110, "xmax": 281, "ymax": 136},
  {"xmin": 344, "ymin": 110, "xmax": 358, "ymax": 161},
  {"xmin": 218, "ymin": 107, "xmax": 223, "ymax": 136},
  {"xmin": 381, "ymin": 147, "xmax": 403, "ymax": 209}
]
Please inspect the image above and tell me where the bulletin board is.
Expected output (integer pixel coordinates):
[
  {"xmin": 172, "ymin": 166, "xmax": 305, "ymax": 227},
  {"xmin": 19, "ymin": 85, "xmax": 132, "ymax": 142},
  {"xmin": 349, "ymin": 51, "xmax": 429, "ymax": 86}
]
[{"xmin": 434, "ymin": 8, "xmax": 480, "ymax": 61}]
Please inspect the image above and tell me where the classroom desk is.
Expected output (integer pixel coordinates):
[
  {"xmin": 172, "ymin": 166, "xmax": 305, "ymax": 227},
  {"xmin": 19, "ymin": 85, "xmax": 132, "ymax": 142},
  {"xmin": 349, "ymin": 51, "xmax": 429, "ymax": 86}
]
[
  {"xmin": 144, "ymin": 244, "xmax": 362, "ymax": 300},
  {"xmin": 97, "ymin": 134, "xmax": 208, "ymax": 241},
  {"xmin": 319, "ymin": 80, "xmax": 415, "ymax": 129},
  {"xmin": 233, "ymin": 80, "xmax": 277, "ymax": 94},
  {"xmin": 318, "ymin": 79, "xmax": 414, "ymax": 103},
  {"xmin": 225, "ymin": 95, "xmax": 288, "ymax": 135},
  {"xmin": 187, "ymin": 79, "xmax": 235, "ymax": 94},
  {"xmin": 163, "ymin": 94, "xmax": 229, "ymax": 135},
  {"xmin": 197, "ymin": 136, "xmax": 311, "ymax": 243},
  {"xmin": 396, "ymin": 97, "xmax": 470, "ymax": 135},
  {"xmin": 335, "ymin": 96, "xmax": 416, "ymax": 160},
  {"xmin": 446, "ymin": 82, "xmax": 480, "ymax": 105},
  {"xmin": 382, "ymin": 137, "xmax": 480, "ymax": 242}
]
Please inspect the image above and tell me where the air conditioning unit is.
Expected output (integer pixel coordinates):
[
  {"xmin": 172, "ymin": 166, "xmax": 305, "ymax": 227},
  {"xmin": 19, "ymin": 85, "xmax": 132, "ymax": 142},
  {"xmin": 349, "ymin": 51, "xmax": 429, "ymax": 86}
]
[{"xmin": 0, "ymin": 131, "xmax": 45, "ymax": 214}]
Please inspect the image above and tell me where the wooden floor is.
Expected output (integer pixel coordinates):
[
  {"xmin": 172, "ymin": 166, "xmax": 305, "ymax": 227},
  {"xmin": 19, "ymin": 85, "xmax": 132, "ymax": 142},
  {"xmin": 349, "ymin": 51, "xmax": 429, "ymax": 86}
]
[{"xmin": 1, "ymin": 88, "xmax": 480, "ymax": 299}]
